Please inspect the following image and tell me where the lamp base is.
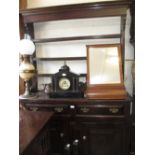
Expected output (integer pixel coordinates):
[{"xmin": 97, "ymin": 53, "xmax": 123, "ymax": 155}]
[{"xmin": 19, "ymin": 80, "xmax": 37, "ymax": 99}]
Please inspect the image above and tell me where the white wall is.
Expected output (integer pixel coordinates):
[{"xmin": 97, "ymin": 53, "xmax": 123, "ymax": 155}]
[
  {"xmin": 124, "ymin": 10, "xmax": 134, "ymax": 95},
  {"xmin": 27, "ymin": 0, "xmax": 118, "ymax": 8},
  {"xmin": 34, "ymin": 17, "xmax": 121, "ymax": 90}
]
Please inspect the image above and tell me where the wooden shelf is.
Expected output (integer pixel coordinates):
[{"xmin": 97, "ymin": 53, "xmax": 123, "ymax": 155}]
[
  {"xmin": 37, "ymin": 73, "xmax": 86, "ymax": 77},
  {"xmin": 33, "ymin": 34, "xmax": 121, "ymax": 43},
  {"xmin": 20, "ymin": 1, "xmax": 131, "ymax": 23},
  {"xmin": 34, "ymin": 57, "xmax": 86, "ymax": 61}
]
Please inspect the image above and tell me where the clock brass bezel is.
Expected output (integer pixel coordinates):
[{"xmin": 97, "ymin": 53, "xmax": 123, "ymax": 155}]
[{"xmin": 58, "ymin": 77, "xmax": 71, "ymax": 90}]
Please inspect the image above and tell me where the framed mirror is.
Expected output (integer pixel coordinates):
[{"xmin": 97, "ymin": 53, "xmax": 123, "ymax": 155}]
[{"xmin": 86, "ymin": 44, "xmax": 127, "ymax": 99}]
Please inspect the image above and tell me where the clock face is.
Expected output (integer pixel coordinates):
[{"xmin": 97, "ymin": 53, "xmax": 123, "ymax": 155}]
[{"xmin": 58, "ymin": 78, "xmax": 71, "ymax": 90}]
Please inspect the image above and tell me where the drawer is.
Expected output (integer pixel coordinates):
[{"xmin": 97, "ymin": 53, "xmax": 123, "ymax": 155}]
[
  {"xmin": 76, "ymin": 105, "xmax": 124, "ymax": 116},
  {"xmin": 26, "ymin": 104, "xmax": 69, "ymax": 114},
  {"xmin": 22, "ymin": 102, "xmax": 126, "ymax": 116}
]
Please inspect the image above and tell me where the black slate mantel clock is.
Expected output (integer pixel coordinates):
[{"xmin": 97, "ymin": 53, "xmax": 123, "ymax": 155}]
[{"xmin": 49, "ymin": 65, "xmax": 85, "ymax": 98}]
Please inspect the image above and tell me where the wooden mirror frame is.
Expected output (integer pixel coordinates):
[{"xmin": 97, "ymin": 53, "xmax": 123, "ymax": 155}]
[{"xmin": 86, "ymin": 44, "xmax": 127, "ymax": 99}]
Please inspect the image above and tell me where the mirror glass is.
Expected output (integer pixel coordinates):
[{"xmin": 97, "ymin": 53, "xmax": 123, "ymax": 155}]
[{"xmin": 88, "ymin": 46, "xmax": 121, "ymax": 84}]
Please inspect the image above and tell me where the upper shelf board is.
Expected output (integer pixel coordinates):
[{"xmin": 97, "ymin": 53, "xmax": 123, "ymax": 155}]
[{"xmin": 20, "ymin": 1, "xmax": 132, "ymax": 23}]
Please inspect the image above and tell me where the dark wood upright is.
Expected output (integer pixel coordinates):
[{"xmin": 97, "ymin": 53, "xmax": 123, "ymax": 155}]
[{"xmin": 19, "ymin": 0, "xmax": 27, "ymax": 95}]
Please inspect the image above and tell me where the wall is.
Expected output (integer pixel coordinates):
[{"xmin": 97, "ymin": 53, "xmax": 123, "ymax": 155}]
[
  {"xmin": 27, "ymin": 0, "xmax": 134, "ymax": 96},
  {"xmin": 27, "ymin": 0, "xmax": 118, "ymax": 8}
]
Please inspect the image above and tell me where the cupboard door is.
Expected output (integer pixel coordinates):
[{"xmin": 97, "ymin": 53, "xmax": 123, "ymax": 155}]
[
  {"xmin": 88, "ymin": 127, "xmax": 125, "ymax": 155},
  {"xmin": 74, "ymin": 122, "xmax": 127, "ymax": 155}
]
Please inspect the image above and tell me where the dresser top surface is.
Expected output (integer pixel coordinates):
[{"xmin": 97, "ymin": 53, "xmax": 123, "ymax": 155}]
[{"xmin": 19, "ymin": 92, "xmax": 131, "ymax": 104}]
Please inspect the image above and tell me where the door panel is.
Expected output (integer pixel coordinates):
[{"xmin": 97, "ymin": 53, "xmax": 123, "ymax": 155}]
[
  {"xmin": 88, "ymin": 127, "xmax": 125, "ymax": 155},
  {"xmin": 73, "ymin": 122, "xmax": 126, "ymax": 155}
]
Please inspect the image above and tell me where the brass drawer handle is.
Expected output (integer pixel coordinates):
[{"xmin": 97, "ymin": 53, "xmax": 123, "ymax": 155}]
[
  {"xmin": 54, "ymin": 107, "xmax": 64, "ymax": 113},
  {"xmin": 109, "ymin": 108, "xmax": 119, "ymax": 114},
  {"xmin": 80, "ymin": 107, "xmax": 90, "ymax": 113},
  {"xmin": 29, "ymin": 107, "xmax": 39, "ymax": 111}
]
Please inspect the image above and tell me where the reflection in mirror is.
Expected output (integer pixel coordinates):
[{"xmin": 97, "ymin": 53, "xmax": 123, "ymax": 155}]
[{"xmin": 88, "ymin": 46, "xmax": 121, "ymax": 84}]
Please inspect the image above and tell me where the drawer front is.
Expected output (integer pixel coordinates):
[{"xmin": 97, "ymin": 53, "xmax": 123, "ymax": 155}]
[
  {"xmin": 21, "ymin": 101, "xmax": 128, "ymax": 116},
  {"xmin": 25, "ymin": 104, "xmax": 124, "ymax": 115},
  {"xmin": 26, "ymin": 104, "xmax": 69, "ymax": 114},
  {"xmin": 76, "ymin": 105, "xmax": 124, "ymax": 116}
]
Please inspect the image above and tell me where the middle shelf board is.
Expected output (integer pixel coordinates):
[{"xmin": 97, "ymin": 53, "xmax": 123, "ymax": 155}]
[
  {"xmin": 34, "ymin": 57, "xmax": 86, "ymax": 61},
  {"xmin": 33, "ymin": 34, "xmax": 121, "ymax": 43}
]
